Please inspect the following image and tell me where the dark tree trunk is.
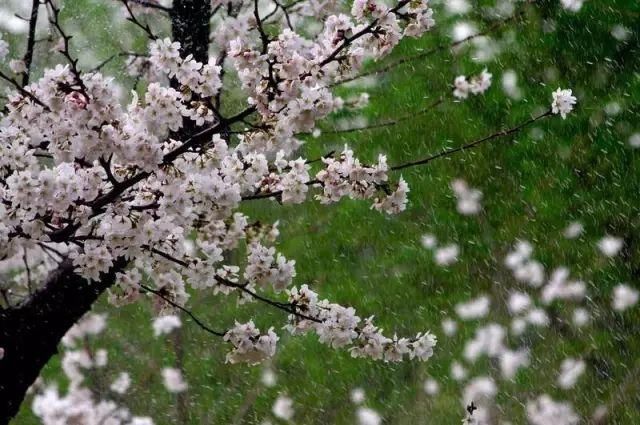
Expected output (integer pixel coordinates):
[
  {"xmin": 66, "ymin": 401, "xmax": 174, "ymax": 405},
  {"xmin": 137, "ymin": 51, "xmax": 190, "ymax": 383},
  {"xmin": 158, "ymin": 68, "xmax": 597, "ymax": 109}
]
[
  {"xmin": 0, "ymin": 2, "xmax": 211, "ymax": 423},
  {"xmin": 170, "ymin": 0, "xmax": 211, "ymax": 64},
  {"xmin": 169, "ymin": 0, "xmax": 213, "ymax": 142},
  {"xmin": 0, "ymin": 258, "xmax": 126, "ymax": 423}
]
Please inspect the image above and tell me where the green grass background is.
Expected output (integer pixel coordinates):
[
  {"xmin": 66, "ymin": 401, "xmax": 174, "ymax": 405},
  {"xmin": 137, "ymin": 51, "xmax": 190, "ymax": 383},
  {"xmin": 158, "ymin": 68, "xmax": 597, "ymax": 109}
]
[{"xmin": 8, "ymin": 0, "xmax": 640, "ymax": 423}]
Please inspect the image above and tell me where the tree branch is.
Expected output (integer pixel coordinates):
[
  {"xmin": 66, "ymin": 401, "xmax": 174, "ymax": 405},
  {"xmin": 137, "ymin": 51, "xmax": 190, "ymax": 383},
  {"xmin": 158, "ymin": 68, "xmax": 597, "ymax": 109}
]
[
  {"xmin": 310, "ymin": 97, "xmax": 444, "ymax": 136},
  {"xmin": 242, "ymin": 109, "xmax": 553, "ymax": 201},
  {"xmin": 390, "ymin": 109, "xmax": 552, "ymax": 171},
  {"xmin": 120, "ymin": 0, "xmax": 158, "ymax": 40},
  {"xmin": 138, "ymin": 283, "xmax": 226, "ymax": 337},
  {"xmin": 21, "ymin": 0, "xmax": 40, "ymax": 86}
]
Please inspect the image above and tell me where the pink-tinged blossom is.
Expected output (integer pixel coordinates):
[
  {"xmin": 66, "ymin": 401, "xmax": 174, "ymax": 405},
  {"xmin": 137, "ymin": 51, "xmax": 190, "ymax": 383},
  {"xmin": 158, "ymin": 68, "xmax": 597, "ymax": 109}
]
[
  {"xmin": 421, "ymin": 233, "xmax": 437, "ymax": 249},
  {"xmin": 441, "ymin": 318, "xmax": 458, "ymax": 336},
  {"xmin": 451, "ymin": 179, "xmax": 482, "ymax": 216},
  {"xmin": 434, "ymin": 243, "xmax": 460, "ymax": 266},
  {"xmin": 285, "ymin": 285, "xmax": 435, "ymax": 362},
  {"xmin": 563, "ymin": 221, "xmax": 584, "ymax": 239},
  {"xmin": 551, "ymin": 88, "xmax": 577, "ymax": 119},
  {"xmin": 9, "ymin": 59, "xmax": 26, "ymax": 74},
  {"xmin": 507, "ymin": 292, "xmax": 531, "ymax": 315},
  {"xmin": 560, "ymin": 0, "xmax": 585, "ymax": 12},
  {"xmin": 423, "ymin": 378, "xmax": 440, "ymax": 395},
  {"xmin": 261, "ymin": 368, "xmax": 277, "ymax": 387},
  {"xmin": 541, "ymin": 267, "xmax": 586, "ymax": 305},
  {"xmin": 611, "ymin": 283, "xmax": 639, "ymax": 312},
  {"xmin": 572, "ymin": 308, "xmax": 590, "ymax": 327},
  {"xmin": 350, "ymin": 387, "xmax": 366, "ymax": 404},
  {"xmin": 463, "ymin": 323, "xmax": 506, "ymax": 363},
  {"xmin": 0, "ymin": 35, "xmax": 8, "ymax": 60},
  {"xmin": 462, "ymin": 377, "xmax": 497, "ymax": 425},
  {"xmin": 597, "ymin": 235, "xmax": 623, "ymax": 257},
  {"xmin": 628, "ymin": 133, "xmax": 640, "ymax": 148},
  {"xmin": 527, "ymin": 395, "xmax": 579, "ymax": 425},
  {"xmin": 62, "ymin": 314, "xmax": 108, "ymax": 348},
  {"xmin": 453, "ymin": 69, "xmax": 492, "ymax": 99},
  {"xmin": 110, "ymin": 372, "xmax": 131, "ymax": 395},
  {"xmin": 357, "ymin": 407, "xmax": 382, "ymax": 425},
  {"xmin": 526, "ymin": 308, "xmax": 550, "ymax": 328},
  {"xmin": 500, "ymin": 349, "xmax": 530, "ymax": 380},
  {"xmin": 451, "ymin": 361, "xmax": 468, "ymax": 381},
  {"xmin": 161, "ymin": 367, "xmax": 188, "ymax": 393},
  {"xmin": 455, "ymin": 295, "xmax": 490, "ymax": 320},
  {"xmin": 152, "ymin": 315, "xmax": 182, "ymax": 337},
  {"xmin": 272, "ymin": 395, "xmax": 294, "ymax": 421},
  {"xmin": 504, "ymin": 241, "xmax": 545, "ymax": 287},
  {"xmin": 224, "ymin": 321, "xmax": 279, "ymax": 364},
  {"xmin": 557, "ymin": 358, "xmax": 585, "ymax": 389}
]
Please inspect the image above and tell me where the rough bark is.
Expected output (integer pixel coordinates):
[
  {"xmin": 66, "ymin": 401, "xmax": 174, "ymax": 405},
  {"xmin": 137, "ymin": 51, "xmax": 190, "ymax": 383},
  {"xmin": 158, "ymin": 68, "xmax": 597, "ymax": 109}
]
[
  {"xmin": 0, "ymin": 258, "xmax": 126, "ymax": 423},
  {"xmin": 169, "ymin": 0, "xmax": 213, "ymax": 140},
  {"xmin": 170, "ymin": 0, "xmax": 211, "ymax": 64}
]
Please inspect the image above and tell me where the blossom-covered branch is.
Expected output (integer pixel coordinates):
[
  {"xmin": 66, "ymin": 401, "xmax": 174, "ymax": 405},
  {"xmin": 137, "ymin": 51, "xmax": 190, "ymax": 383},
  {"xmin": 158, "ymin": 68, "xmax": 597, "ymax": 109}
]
[{"xmin": 0, "ymin": 0, "xmax": 579, "ymax": 420}]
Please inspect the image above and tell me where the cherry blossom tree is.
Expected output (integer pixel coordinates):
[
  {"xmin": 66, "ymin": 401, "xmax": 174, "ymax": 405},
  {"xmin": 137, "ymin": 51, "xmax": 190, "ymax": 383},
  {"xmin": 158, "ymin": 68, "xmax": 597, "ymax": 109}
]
[{"xmin": 0, "ymin": 0, "xmax": 577, "ymax": 421}]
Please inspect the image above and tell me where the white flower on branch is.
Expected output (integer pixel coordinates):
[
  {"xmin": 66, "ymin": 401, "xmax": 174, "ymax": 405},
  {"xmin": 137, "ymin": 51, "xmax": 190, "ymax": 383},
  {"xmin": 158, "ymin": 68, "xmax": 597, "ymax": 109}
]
[
  {"xmin": 551, "ymin": 88, "xmax": 577, "ymax": 119},
  {"xmin": 285, "ymin": 285, "xmax": 435, "ymax": 362},
  {"xmin": 224, "ymin": 321, "xmax": 279, "ymax": 364}
]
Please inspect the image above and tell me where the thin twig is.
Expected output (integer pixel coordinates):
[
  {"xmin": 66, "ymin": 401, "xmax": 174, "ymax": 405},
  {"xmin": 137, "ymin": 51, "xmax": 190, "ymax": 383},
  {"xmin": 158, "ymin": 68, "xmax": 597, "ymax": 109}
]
[
  {"xmin": 139, "ymin": 283, "xmax": 226, "ymax": 337},
  {"xmin": 390, "ymin": 110, "xmax": 552, "ymax": 171},
  {"xmin": 119, "ymin": 0, "xmax": 158, "ymax": 40},
  {"xmin": 44, "ymin": 0, "xmax": 89, "ymax": 96},
  {"xmin": 312, "ymin": 97, "xmax": 444, "ymax": 136},
  {"xmin": 127, "ymin": 0, "xmax": 172, "ymax": 12},
  {"xmin": 0, "ymin": 70, "xmax": 49, "ymax": 109},
  {"xmin": 144, "ymin": 246, "xmax": 321, "ymax": 323},
  {"xmin": 89, "ymin": 51, "xmax": 147, "ymax": 73},
  {"xmin": 22, "ymin": 248, "xmax": 33, "ymax": 294}
]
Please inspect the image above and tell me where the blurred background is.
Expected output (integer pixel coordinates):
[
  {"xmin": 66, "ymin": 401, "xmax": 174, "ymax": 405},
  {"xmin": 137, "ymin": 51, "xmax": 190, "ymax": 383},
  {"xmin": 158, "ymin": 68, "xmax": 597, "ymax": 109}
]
[{"xmin": 3, "ymin": 0, "xmax": 640, "ymax": 423}]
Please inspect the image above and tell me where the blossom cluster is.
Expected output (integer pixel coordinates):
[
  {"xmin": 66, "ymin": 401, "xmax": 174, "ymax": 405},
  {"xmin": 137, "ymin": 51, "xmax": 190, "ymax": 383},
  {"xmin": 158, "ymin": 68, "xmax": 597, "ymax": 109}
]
[
  {"xmin": 425, "ymin": 222, "xmax": 637, "ymax": 425},
  {"xmin": 285, "ymin": 285, "xmax": 437, "ymax": 362},
  {"xmin": 314, "ymin": 147, "xmax": 409, "ymax": 214},
  {"xmin": 450, "ymin": 179, "xmax": 482, "ymax": 216},
  {"xmin": 223, "ymin": 320, "xmax": 279, "ymax": 364},
  {"xmin": 31, "ymin": 314, "xmax": 153, "ymax": 425},
  {"xmin": 551, "ymin": 88, "xmax": 577, "ymax": 118},
  {"xmin": 453, "ymin": 69, "xmax": 492, "ymax": 99}
]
